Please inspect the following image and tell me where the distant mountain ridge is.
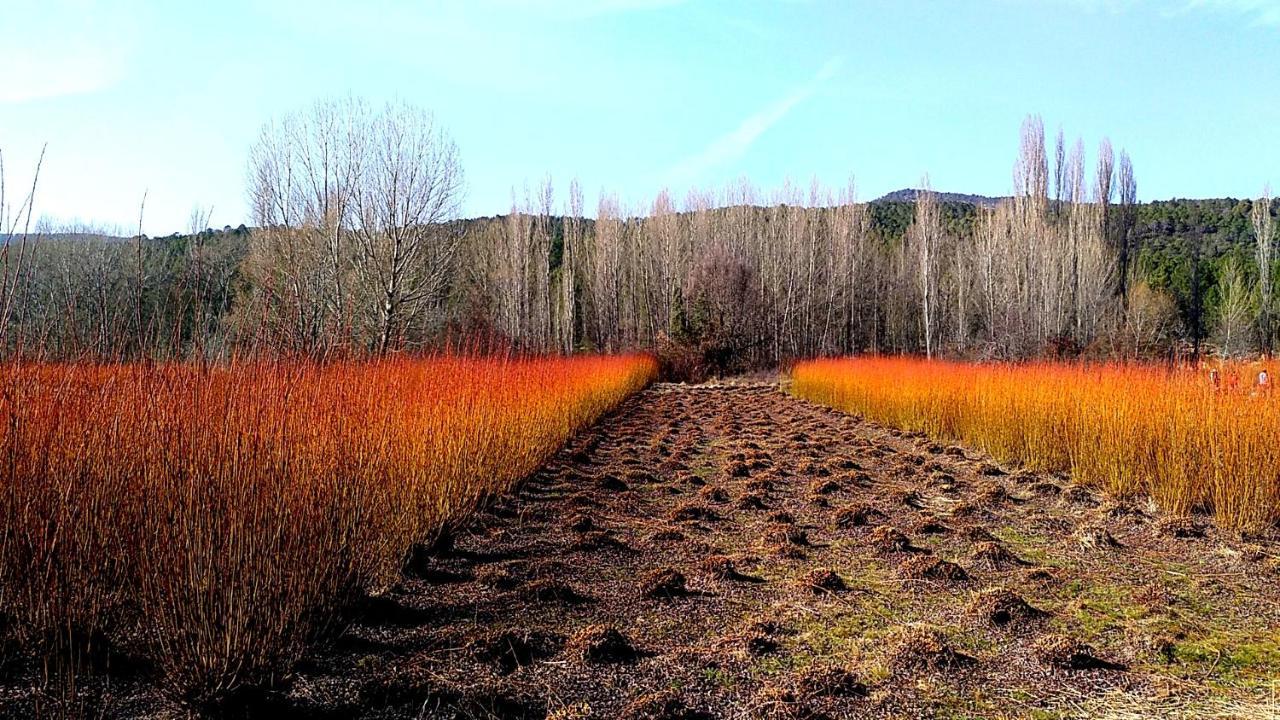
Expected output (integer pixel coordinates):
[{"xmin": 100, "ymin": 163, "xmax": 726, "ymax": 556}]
[{"xmin": 873, "ymin": 188, "xmax": 1006, "ymax": 208}]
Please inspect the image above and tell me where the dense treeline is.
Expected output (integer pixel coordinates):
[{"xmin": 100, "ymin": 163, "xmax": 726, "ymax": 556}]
[{"xmin": 2, "ymin": 107, "xmax": 1276, "ymax": 372}]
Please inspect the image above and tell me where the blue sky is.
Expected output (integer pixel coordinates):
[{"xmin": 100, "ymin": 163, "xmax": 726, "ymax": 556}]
[{"xmin": 2, "ymin": 0, "xmax": 1278, "ymax": 235}]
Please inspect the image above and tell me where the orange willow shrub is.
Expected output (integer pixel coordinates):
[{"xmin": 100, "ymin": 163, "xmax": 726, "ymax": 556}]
[
  {"xmin": 791, "ymin": 357, "xmax": 1280, "ymax": 531},
  {"xmin": 0, "ymin": 354, "xmax": 655, "ymax": 702}
]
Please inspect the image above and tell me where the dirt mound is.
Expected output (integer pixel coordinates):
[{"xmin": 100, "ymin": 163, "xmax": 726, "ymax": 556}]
[
  {"xmin": 1153, "ymin": 516, "xmax": 1207, "ymax": 539},
  {"xmin": 959, "ymin": 525, "xmax": 996, "ymax": 542},
  {"xmin": 969, "ymin": 541, "xmax": 1027, "ymax": 570},
  {"xmin": 736, "ymin": 492, "xmax": 767, "ymax": 510},
  {"xmin": 795, "ymin": 666, "xmax": 868, "ymax": 699},
  {"xmin": 619, "ymin": 691, "xmax": 705, "ymax": 720},
  {"xmin": 752, "ymin": 685, "xmax": 818, "ymax": 720},
  {"xmin": 700, "ymin": 554, "xmax": 757, "ymax": 582},
  {"xmin": 698, "ymin": 485, "xmax": 729, "ymax": 503},
  {"xmin": 523, "ymin": 579, "xmax": 591, "ymax": 605},
  {"xmin": 1028, "ymin": 481, "xmax": 1063, "ymax": 497},
  {"xmin": 976, "ymin": 483, "xmax": 1010, "ymax": 506},
  {"xmin": 566, "ymin": 513, "xmax": 596, "ymax": 533},
  {"xmin": 804, "ymin": 568, "xmax": 847, "ymax": 593},
  {"xmin": 746, "ymin": 477, "xmax": 775, "ymax": 493},
  {"xmin": 739, "ymin": 633, "xmax": 782, "ymax": 656},
  {"xmin": 469, "ymin": 629, "xmax": 564, "ymax": 674},
  {"xmin": 646, "ymin": 528, "xmax": 686, "ymax": 545},
  {"xmin": 669, "ymin": 502, "xmax": 719, "ymax": 522},
  {"xmin": 595, "ymin": 474, "xmax": 629, "ymax": 492},
  {"xmin": 835, "ymin": 504, "xmax": 886, "ymax": 528},
  {"xmin": 897, "ymin": 555, "xmax": 971, "ymax": 585},
  {"xmin": 574, "ymin": 530, "xmax": 628, "ymax": 552},
  {"xmin": 868, "ymin": 525, "xmax": 913, "ymax": 553},
  {"xmin": 1032, "ymin": 633, "xmax": 1126, "ymax": 671},
  {"xmin": 1075, "ymin": 524, "xmax": 1122, "ymax": 551},
  {"xmin": 892, "ymin": 489, "xmax": 926, "ymax": 509},
  {"xmin": 887, "ymin": 625, "xmax": 976, "ymax": 672},
  {"xmin": 965, "ymin": 587, "xmax": 1046, "ymax": 627},
  {"xmin": 767, "ymin": 510, "xmax": 796, "ymax": 524},
  {"xmin": 639, "ymin": 568, "xmax": 688, "ymax": 598},
  {"xmin": 909, "ymin": 516, "xmax": 950, "ymax": 535},
  {"xmin": 764, "ymin": 525, "xmax": 810, "ymax": 548},
  {"xmin": 1021, "ymin": 566, "xmax": 1062, "ymax": 585},
  {"xmin": 1062, "ymin": 485, "xmax": 1099, "ymax": 507},
  {"xmin": 810, "ymin": 479, "xmax": 842, "ymax": 496},
  {"xmin": 568, "ymin": 624, "xmax": 640, "ymax": 663},
  {"xmin": 475, "ymin": 563, "xmax": 524, "ymax": 589}
]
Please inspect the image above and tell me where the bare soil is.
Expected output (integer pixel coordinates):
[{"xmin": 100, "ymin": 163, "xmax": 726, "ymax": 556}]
[{"xmin": 7, "ymin": 383, "xmax": 1280, "ymax": 718}]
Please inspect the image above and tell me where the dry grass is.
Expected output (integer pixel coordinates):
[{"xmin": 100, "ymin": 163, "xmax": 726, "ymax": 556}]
[
  {"xmin": 0, "ymin": 353, "xmax": 655, "ymax": 704},
  {"xmin": 791, "ymin": 356, "xmax": 1280, "ymax": 531}
]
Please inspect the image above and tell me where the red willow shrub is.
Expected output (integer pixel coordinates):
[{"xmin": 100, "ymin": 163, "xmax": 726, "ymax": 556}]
[
  {"xmin": 792, "ymin": 356, "xmax": 1280, "ymax": 531},
  {"xmin": 0, "ymin": 354, "xmax": 655, "ymax": 703}
]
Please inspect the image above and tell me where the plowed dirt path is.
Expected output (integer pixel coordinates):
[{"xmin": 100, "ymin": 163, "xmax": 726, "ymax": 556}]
[{"xmin": 282, "ymin": 383, "xmax": 1280, "ymax": 719}]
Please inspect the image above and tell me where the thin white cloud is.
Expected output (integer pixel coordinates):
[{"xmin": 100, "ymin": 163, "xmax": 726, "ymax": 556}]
[
  {"xmin": 1053, "ymin": 0, "xmax": 1280, "ymax": 25},
  {"xmin": 1182, "ymin": 0, "xmax": 1280, "ymax": 25},
  {"xmin": 479, "ymin": 0, "xmax": 691, "ymax": 19},
  {"xmin": 670, "ymin": 57, "xmax": 843, "ymax": 184}
]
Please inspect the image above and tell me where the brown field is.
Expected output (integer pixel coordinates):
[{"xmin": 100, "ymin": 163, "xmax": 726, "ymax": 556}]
[{"xmin": 12, "ymin": 382, "xmax": 1278, "ymax": 718}]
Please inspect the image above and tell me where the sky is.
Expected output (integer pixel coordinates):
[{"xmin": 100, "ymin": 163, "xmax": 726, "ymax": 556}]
[{"xmin": 1, "ymin": 0, "xmax": 1278, "ymax": 235}]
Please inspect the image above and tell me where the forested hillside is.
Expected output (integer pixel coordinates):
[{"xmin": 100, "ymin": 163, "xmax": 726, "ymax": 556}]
[{"xmin": 2, "ymin": 113, "xmax": 1275, "ymax": 373}]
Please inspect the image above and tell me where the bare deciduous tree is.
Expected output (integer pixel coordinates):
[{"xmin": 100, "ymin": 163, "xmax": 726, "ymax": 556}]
[
  {"xmin": 1253, "ymin": 187, "xmax": 1276, "ymax": 351},
  {"xmin": 909, "ymin": 178, "xmax": 942, "ymax": 358},
  {"xmin": 243, "ymin": 99, "xmax": 463, "ymax": 354}
]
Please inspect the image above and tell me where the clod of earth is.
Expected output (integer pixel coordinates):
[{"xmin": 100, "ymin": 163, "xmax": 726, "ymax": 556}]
[
  {"xmin": 834, "ymin": 503, "xmax": 886, "ymax": 529},
  {"xmin": 909, "ymin": 516, "xmax": 950, "ymax": 535},
  {"xmin": 595, "ymin": 474, "xmax": 628, "ymax": 492},
  {"xmin": 868, "ymin": 525, "xmax": 913, "ymax": 553},
  {"xmin": 764, "ymin": 524, "xmax": 810, "ymax": 547},
  {"xmin": 698, "ymin": 485, "xmax": 729, "ymax": 503},
  {"xmin": 736, "ymin": 492, "xmax": 767, "ymax": 510},
  {"xmin": 669, "ymin": 502, "xmax": 719, "ymax": 522},
  {"xmin": 965, "ymin": 587, "xmax": 1046, "ymax": 626},
  {"xmin": 894, "ymin": 489, "xmax": 926, "ymax": 509},
  {"xmin": 646, "ymin": 528, "xmax": 686, "ymax": 545},
  {"xmin": 1032, "ymin": 633, "xmax": 1126, "ymax": 671},
  {"xmin": 1154, "ymin": 516, "xmax": 1207, "ymax": 539},
  {"xmin": 767, "ymin": 510, "xmax": 796, "ymax": 525},
  {"xmin": 887, "ymin": 624, "xmax": 977, "ymax": 672},
  {"xmin": 1075, "ymin": 524, "xmax": 1122, "ymax": 551},
  {"xmin": 969, "ymin": 541, "xmax": 1027, "ymax": 570},
  {"xmin": 566, "ymin": 513, "xmax": 595, "ymax": 533},
  {"xmin": 795, "ymin": 667, "xmax": 869, "ymax": 699},
  {"xmin": 809, "ymin": 479, "xmax": 842, "ymax": 496},
  {"xmin": 469, "ymin": 629, "xmax": 565, "ymax": 675},
  {"xmin": 523, "ymin": 579, "xmax": 591, "ymax": 605},
  {"xmin": 976, "ymin": 483, "xmax": 1010, "ymax": 505},
  {"xmin": 618, "ymin": 690, "xmax": 704, "ymax": 720},
  {"xmin": 639, "ymin": 568, "xmax": 688, "ymax": 598},
  {"xmin": 804, "ymin": 567, "xmax": 847, "ymax": 593},
  {"xmin": 568, "ymin": 624, "xmax": 640, "ymax": 664},
  {"xmin": 897, "ymin": 555, "xmax": 971, "ymax": 585}
]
